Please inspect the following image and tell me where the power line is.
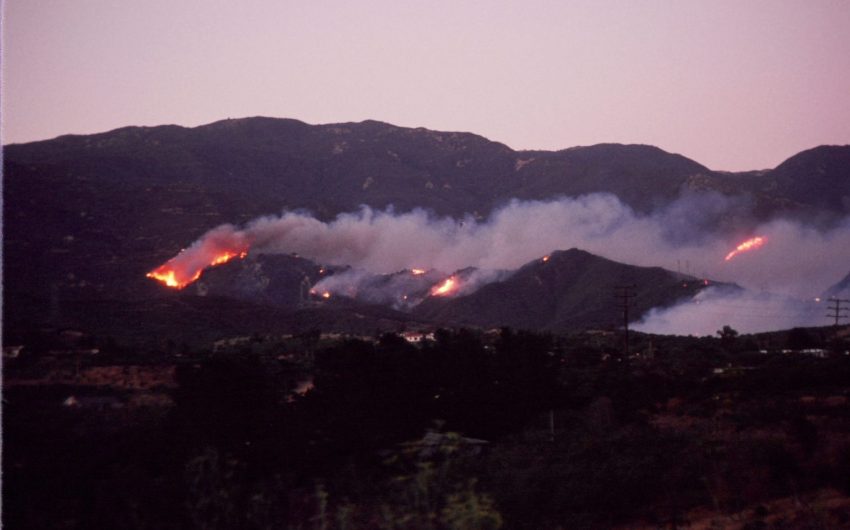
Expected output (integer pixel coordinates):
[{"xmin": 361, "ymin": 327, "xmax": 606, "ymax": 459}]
[
  {"xmin": 615, "ymin": 284, "xmax": 636, "ymax": 357},
  {"xmin": 826, "ymin": 298, "xmax": 849, "ymax": 326}
]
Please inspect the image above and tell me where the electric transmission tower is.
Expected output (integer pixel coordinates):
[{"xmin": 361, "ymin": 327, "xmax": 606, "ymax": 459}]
[
  {"xmin": 615, "ymin": 284, "xmax": 637, "ymax": 357},
  {"xmin": 826, "ymin": 297, "xmax": 849, "ymax": 326}
]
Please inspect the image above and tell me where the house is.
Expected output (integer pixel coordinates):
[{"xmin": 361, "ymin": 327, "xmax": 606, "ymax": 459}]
[{"xmin": 402, "ymin": 332, "xmax": 435, "ymax": 343}]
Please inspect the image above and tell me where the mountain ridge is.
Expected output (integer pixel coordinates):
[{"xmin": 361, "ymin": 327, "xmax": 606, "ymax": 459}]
[{"xmin": 3, "ymin": 117, "xmax": 848, "ymax": 340}]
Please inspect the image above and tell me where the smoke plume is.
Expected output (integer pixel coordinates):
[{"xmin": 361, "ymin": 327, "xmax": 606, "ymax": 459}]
[
  {"xmin": 634, "ymin": 287, "xmax": 826, "ymax": 336},
  {"xmin": 160, "ymin": 192, "xmax": 850, "ymax": 333}
]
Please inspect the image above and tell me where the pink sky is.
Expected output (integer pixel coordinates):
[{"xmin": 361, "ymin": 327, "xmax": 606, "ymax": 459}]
[{"xmin": 2, "ymin": 0, "xmax": 849, "ymax": 170}]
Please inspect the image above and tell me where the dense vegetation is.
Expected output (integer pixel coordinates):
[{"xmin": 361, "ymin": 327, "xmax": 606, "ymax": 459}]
[{"xmin": 5, "ymin": 326, "xmax": 850, "ymax": 529}]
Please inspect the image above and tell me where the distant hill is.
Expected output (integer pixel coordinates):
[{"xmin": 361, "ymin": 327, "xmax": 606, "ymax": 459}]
[
  {"xmin": 7, "ymin": 118, "xmax": 846, "ymax": 225},
  {"xmin": 506, "ymin": 144, "xmax": 710, "ymax": 211},
  {"xmin": 412, "ymin": 249, "xmax": 726, "ymax": 332},
  {"xmin": 3, "ymin": 117, "xmax": 847, "ymax": 340},
  {"xmin": 770, "ymin": 145, "xmax": 850, "ymax": 214}
]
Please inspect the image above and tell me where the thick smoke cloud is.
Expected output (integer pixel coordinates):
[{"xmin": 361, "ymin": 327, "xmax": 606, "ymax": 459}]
[
  {"xmin": 634, "ymin": 287, "xmax": 826, "ymax": 336},
  {"xmin": 177, "ymin": 192, "xmax": 850, "ymax": 333}
]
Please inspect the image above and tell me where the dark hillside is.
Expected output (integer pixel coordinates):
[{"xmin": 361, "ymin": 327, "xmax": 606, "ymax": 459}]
[
  {"xmin": 770, "ymin": 145, "xmax": 850, "ymax": 214},
  {"xmin": 412, "ymin": 249, "xmax": 725, "ymax": 331},
  {"xmin": 3, "ymin": 117, "xmax": 846, "ymax": 341},
  {"xmin": 507, "ymin": 144, "xmax": 710, "ymax": 212}
]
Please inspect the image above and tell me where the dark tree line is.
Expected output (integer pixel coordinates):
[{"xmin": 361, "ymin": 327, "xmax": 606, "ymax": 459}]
[{"xmin": 5, "ymin": 327, "xmax": 850, "ymax": 529}]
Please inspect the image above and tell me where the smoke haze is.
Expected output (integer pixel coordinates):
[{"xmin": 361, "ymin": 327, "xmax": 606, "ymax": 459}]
[
  {"xmin": 634, "ymin": 287, "xmax": 826, "ymax": 336},
  {"xmin": 170, "ymin": 193, "xmax": 850, "ymax": 333}
]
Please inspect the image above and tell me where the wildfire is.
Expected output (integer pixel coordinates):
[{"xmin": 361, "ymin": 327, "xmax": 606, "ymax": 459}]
[
  {"xmin": 411, "ymin": 268, "xmax": 427, "ymax": 275},
  {"xmin": 724, "ymin": 236, "xmax": 767, "ymax": 262},
  {"xmin": 430, "ymin": 276, "xmax": 459, "ymax": 297},
  {"xmin": 146, "ymin": 249, "xmax": 248, "ymax": 289},
  {"xmin": 210, "ymin": 251, "xmax": 248, "ymax": 266},
  {"xmin": 146, "ymin": 269, "xmax": 196, "ymax": 289},
  {"xmin": 542, "ymin": 255, "xmax": 550, "ymax": 262}
]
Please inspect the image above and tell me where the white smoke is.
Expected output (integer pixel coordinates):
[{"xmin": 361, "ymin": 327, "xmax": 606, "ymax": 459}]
[
  {"xmin": 634, "ymin": 287, "xmax": 826, "ymax": 336},
  {"xmin": 308, "ymin": 268, "xmax": 443, "ymax": 309},
  {"xmin": 175, "ymin": 192, "xmax": 850, "ymax": 333}
]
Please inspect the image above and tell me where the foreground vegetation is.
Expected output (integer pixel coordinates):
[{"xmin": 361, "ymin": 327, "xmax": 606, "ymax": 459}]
[{"xmin": 5, "ymin": 326, "xmax": 850, "ymax": 529}]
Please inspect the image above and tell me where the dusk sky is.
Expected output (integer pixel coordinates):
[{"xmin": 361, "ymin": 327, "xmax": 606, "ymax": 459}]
[{"xmin": 3, "ymin": 0, "xmax": 849, "ymax": 171}]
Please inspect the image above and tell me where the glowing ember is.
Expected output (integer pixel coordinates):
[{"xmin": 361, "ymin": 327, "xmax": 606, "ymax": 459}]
[
  {"xmin": 542, "ymin": 255, "xmax": 550, "ymax": 262},
  {"xmin": 430, "ymin": 276, "xmax": 459, "ymax": 297},
  {"xmin": 411, "ymin": 268, "xmax": 426, "ymax": 275},
  {"xmin": 322, "ymin": 292, "xmax": 331, "ymax": 299},
  {"xmin": 724, "ymin": 236, "xmax": 767, "ymax": 262},
  {"xmin": 146, "ymin": 248, "xmax": 249, "ymax": 289}
]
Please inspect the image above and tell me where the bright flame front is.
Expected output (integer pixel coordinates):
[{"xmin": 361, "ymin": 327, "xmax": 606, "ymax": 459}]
[
  {"xmin": 430, "ymin": 276, "xmax": 459, "ymax": 297},
  {"xmin": 146, "ymin": 249, "xmax": 248, "ymax": 289},
  {"xmin": 724, "ymin": 236, "xmax": 766, "ymax": 262}
]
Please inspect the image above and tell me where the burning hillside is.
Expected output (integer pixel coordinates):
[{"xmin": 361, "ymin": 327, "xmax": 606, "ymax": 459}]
[
  {"xmin": 411, "ymin": 249, "xmax": 719, "ymax": 331},
  {"xmin": 141, "ymin": 194, "xmax": 850, "ymax": 337},
  {"xmin": 147, "ymin": 250, "xmax": 247, "ymax": 289},
  {"xmin": 430, "ymin": 276, "xmax": 460, "ymax": 297},
  {"xmin": 307, "ymin": 268, "xmax": 445, "ymax": 309},
  {"xmin": 146, "ymin": 226, "xmax": 250, "ymax": 289}
]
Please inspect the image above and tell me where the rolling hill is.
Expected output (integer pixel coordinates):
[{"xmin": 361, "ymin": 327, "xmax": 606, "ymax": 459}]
[
  {"xmin": 412, "ymin": 249, "xmax": 726, "ymax": 331},
  {"xmin": 3, "ymin": 117, "xmax": 847, "ymax": 341}
]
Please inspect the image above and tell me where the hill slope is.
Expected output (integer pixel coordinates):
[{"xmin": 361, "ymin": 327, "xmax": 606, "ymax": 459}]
[
  {"xmin": 412, "ymin": 249, "xmax": 724, "ymax": 331},
  {"xmin": 3, "ymin": 117, "xmax": 847, "ymax": 339}
]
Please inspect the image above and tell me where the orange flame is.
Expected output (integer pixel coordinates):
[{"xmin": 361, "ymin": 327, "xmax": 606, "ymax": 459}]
[
  {"xmin": 146, "ymin": 249, "xmax": 248, "ymax": 289},
  {"xmin": 430, "ymin": 276, "xmax": 459, "ymax": 297},
  {"xmin": 411, "ymin": 268, "xmax": 426, "ymax": 275},
  {"xmin": 724, "ymin": 236, "xmax": 766, "ymax": 261},
  {"xmin": 210, "ymin": 251, "xmax": 247, "ymax": 266}
]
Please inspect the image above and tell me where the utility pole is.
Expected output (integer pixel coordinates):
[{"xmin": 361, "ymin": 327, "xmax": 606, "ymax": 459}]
[
  {"xmin": 827, "ymin": 298, "xmax": 849, "ymax": 326},
  {"xmin": 615, "ymin": 285, "xmax": 637, "ymax": 357}
]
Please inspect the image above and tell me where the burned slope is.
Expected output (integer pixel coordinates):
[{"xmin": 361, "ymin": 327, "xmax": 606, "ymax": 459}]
[{"xmin": 412, "ymin": 248, "xmax": 718, "ymax": 332}]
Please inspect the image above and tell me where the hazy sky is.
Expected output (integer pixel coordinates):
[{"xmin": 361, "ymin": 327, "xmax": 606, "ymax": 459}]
[{"xmin": 3, "ymin": 0, "xmax": 849, "ymax": 170}]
